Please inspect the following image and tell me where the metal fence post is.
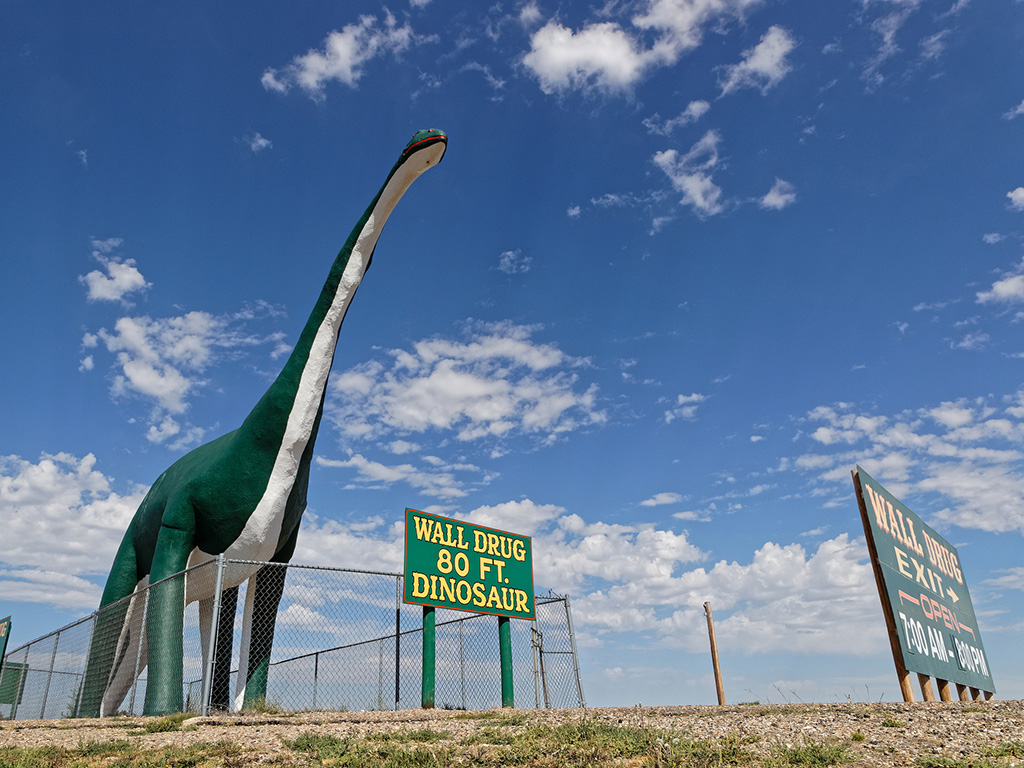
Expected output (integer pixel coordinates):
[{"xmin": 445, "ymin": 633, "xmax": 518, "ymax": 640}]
[
  {"xmin": 313, "ymin": 652, "xmax": 319, "ymax": 711},
  {"xmin": 531, "ymin": 626, "xmax": 541, "ymax": 709},
  {"xmin": 459, "ymin": 622, "xmax": 466, "ymax": 711},
  {"xmin": 377, "ymin": 640, "xmax": 384, "ymax": 710},
  {"xmin": 200, "ymin": 555, "xmax": 226, "ymax": 717},
  {"xmin": 563, "ymin": 595, "xmax": 586, "ymax": 708},
  {"xmin": 394, "ymin": 576, "xmax": 401, "ymax": 710}
]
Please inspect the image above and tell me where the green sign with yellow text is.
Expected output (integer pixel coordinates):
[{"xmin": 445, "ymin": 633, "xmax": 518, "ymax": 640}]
[
  {"xmin": 403, "ymin": 509, "xmax": 535, "ymax": 620},
  {"xmin": 855, "ymin": 467, "xmax": 994, "ymax": 693}
]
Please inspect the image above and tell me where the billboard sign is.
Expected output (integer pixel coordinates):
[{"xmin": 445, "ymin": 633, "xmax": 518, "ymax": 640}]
[
  {"xmin": 853, "ymin": 467, "xmax": 994, "ymax": 693},
  {"xmin": 403, "ymin": 509, "xmax": 535, "ymax": 620},
  {"xmin": 0, "ymin": 616, "xmax": 9, "ymax": 663}
]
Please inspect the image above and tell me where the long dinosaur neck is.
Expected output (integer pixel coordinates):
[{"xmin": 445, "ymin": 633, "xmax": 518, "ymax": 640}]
[{"xmin": 240, "ymin": 134, "xmax": 446, "ymax": 463}]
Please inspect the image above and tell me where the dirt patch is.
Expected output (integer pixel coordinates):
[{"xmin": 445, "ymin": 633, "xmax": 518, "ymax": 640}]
[{"xmin": 2, "ymin": 700, "xmax": 1021, "ymax": 766}]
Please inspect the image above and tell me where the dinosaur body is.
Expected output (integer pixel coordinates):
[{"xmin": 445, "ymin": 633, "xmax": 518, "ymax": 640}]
[{"xmin": 79, "ymin": 130, "xmax": 448, "ymax": 717}]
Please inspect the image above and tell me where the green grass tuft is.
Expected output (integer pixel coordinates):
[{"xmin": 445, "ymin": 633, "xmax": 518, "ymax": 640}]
[
  {"xmin": 143, "ymin": 712, "xmax": 195, "ymax": 733},
  {"xmin": 769, "ymin": 740, "xmax": 851, "ymax": 766}
]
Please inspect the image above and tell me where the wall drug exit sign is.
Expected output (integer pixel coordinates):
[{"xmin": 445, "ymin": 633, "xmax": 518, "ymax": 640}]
[
  {"xmin": 853, "ymin": 467, "xmax": 994, "ymax": 694},
  {"xmin": 403, "ymin": 509, "xmax": 535, "ymax": 620}
]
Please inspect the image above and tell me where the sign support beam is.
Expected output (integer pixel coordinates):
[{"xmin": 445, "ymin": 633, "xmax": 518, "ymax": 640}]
[
  {"xmin": 499, "ymin": 616, "xmax": 513, "ymax": 708},
  {"xmin": 421, "ymin": 606, "xmax": 435, "ymax": 709},
  {"xmin": 853, "ymin": 469, "xmax": 915, "ymax": 702},
  {"xmin": 918, "ymin": 673, "xmax": 935, "ymax": 702}
]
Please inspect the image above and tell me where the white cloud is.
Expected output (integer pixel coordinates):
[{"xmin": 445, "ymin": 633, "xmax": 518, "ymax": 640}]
[
  {"xmin": 262, "ymin": 12, "xmax": 415, "ymax": 99},
  {"xmin": 642, "ymin": 101, "xmax": 711, "ymax": 135},
  {"xmin": 95, "ymin": 312, "xmax": 222, "ymax": 414},
  {"xmin": 920, "ymin": 29, "xmax": 950, "ymax": 61},
  {"xmin": 460, "ymin": 62, "xmax": 506, "ymax": 93},
  {"xmin": 862, "ymin": 3, "xmax": 921, "ymax": 90},
  {"xmin": 641, "ymin": 492, "xmax": 683, "ymax": 507},
  {"xmin": 388, "ymin": 440, "xmax": 420, "ymax": 455},
  {"xmin": 522, "ymin": 0, "xmax": 769, "ymax": 95},
  {"xmin": 574, "ymin": 533, "xmax": 881, "ymax": 655},
  {"xmin": 653, "ymin": 130, "xmax": 725, "ymax": 218},
  {"xmin": 791, "ymin": 390, "xmax": 1024, "ymax": 535},
  {"xmin": 949, "ymin": 331, "xmax": 990, "ymax": 351},
  {"xmin": 519, "ymin": 2, "xmax": 543, "ymax": 28},
  {"xmin": 567, "ymin": 205, "xmax": 581, "ymax": 218},
  {"xmin": 977, "ymin": 274, "xmax": 1024, "ymax": 305},
  {"xmin": 316, "ymin": 453, "xmax": 483, "ymax": 500},
  {"xmin": 632, "ymin": 0, "xmax": 767, "ymax": 58},
  {"xmin": 521, "ymin": 21, "xmax": 649, "ymax": 94},
  {"xmin": 497, "ymin": 249, "xmax": 532, "ymax": 274},
  {"xmin": 86, "ymin": 301, "xmax": 286, "ymax": 441},
  {"xmin": 718, "ymin": 25, "xmax": 796, "ymax": 95},
  {"xmin": 664, "ymin": 392, "xmax": 707, "ymax": 423},
  {"xmin": 1003, "ymin": 98, "xmax": 1024, "ymax": 120},
  {"xmin": 985, "ymin": 567, "xmax": 1024, "ymax": 591},
  {"xmin": 0, "ymin": 453, "xmax": 146, "ymax": 610},
  {"xmin": 760, "ymin": 178, "xmax": 797, "ymax": 210},
  {"xmin": 1007, "ymin": 187, "xmax": 1024, "ymax": 211},
  {"xmin": 983, "ymin": 233, "xmax": 1005, "ymax": 244},
  {"xmin": 326, "ymin": 321, "xmax": 606, "ymax": 449},
  {"xmin": 79, "ymin": 239, "xmax": 150, "ymax": 304},
  {"xmin": 246, "ymin": 132, "xmax": 272, "ymax": 153},
  {"xmin": 291, "ymin": 513, "xmax": 405, "ymax": 574}
]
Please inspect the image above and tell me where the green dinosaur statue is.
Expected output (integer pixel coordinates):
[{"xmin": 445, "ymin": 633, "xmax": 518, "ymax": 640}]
[{"xmin": 79, "ymin": 129, "xmax": 448, "ymax": 717}]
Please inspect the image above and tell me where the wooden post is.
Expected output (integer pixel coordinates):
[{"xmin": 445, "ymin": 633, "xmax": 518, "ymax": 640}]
[
  {"xmin": 956, "ymin": 683, "xmax": 969, "ymax": 702},
  {"xmin": 936, "ymin": 678, "xmax": 952, "ymax": 702},
  {"xmin": 703, "ymin": 602, "xmax": 726, "ymax": 705},
  {"xmin": 918, "ymin": 674, "xmax": 935, "ymax": 702},
  {"xmin": 970, "ymin": 687, "xmax": 981, "ymax": 702},
  {"xmin": 853, "ymin": 469, "xmax": 915, "ymax": 702}
]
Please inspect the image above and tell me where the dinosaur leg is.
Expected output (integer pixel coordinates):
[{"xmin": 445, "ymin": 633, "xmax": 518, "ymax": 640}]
[
  {"xmin": 233, "ymin": 528, "xmax": 297, "ymax": 711},
  {"xmin": 144, "ymin": 502, "xmax": 197, "ymax": 715},
  {"xmin": 212, "ymin": 586, "xmax": 238, "ymax": 711},
  {"xmin": 79, "ymin": 537, "xmax": 141, "ymax": 717},
  {"xmin": 100, "ymin": 583, "xmax": 150, "ymax": 716},
  {"xmin": 198, "ymin": 586, "xmax": 237, "ymax": 712},
  {"xmin": 233, "ymin": 565, "xmax": 287, "ymax": 710},
  {"xmin": 232, "ymin": 582, "xmax": 257, "ymax": 712}
]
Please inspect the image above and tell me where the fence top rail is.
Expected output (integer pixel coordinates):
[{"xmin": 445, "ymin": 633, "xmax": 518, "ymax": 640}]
[
  {"xmin": 1, "ymin": 611, "xmax": 93, "ymax": 662},
  {"xmin": 225, "ymin": 559, "xmax": 402, "ymax": 580}
]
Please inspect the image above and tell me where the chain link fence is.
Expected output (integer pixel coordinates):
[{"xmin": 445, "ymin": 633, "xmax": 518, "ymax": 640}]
[{"xmin": 1, "ymin": 558, "xmax": 584, "ymax": 720}]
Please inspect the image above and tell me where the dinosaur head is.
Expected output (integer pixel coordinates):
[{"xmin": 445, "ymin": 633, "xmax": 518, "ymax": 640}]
[{"xmin": 401, "ymin": 128, "xmax": 447, "ymax": 170}]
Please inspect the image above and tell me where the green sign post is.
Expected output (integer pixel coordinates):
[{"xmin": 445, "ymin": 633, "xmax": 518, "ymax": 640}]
[
  {"xmin": 853, "ymin": 467, "xmax": 995, "ymax": 701},
  {"xmin": 403, "ymin": 509, "xmax": 534, "ymax": 708}
]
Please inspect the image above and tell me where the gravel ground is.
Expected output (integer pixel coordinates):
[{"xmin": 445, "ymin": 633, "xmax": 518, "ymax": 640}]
[{"xmin": 1, "ymin": 700, "xmax": 1022, "ymax": 765}]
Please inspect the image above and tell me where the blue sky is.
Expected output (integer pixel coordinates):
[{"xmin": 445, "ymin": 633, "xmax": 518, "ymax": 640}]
[{"xmin": 2, "ymin": 0, "xmax": 1024, "ymax": 707}]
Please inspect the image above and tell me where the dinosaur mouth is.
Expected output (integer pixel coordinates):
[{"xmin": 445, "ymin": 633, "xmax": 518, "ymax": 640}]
[{"xmin": 402, "ymin": 129, "xmax": 448, "ymax": 161}]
